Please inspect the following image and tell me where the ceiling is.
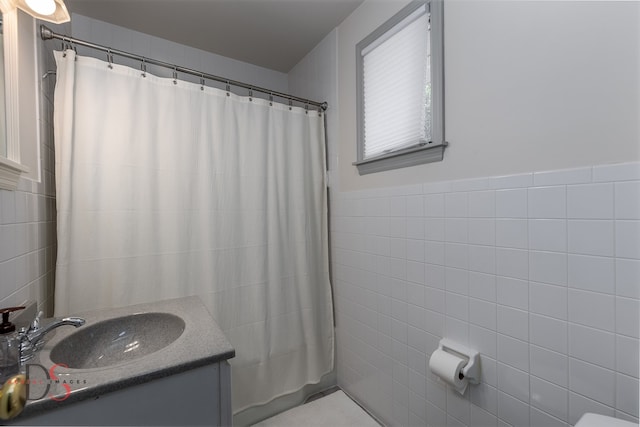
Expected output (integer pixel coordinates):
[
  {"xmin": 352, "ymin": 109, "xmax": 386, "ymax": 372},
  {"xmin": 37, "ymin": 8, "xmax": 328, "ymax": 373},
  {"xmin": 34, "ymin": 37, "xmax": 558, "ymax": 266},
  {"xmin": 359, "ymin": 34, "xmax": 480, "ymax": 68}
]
[{"xmin": 65, "ymin": 0, "xmax": 364, "ymax": 73}]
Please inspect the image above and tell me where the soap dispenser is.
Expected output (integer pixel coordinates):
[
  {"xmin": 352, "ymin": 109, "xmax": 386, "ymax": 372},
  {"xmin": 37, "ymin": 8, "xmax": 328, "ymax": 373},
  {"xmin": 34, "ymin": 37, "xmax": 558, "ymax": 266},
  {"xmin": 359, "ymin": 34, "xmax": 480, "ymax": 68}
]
[{"xmin": 0, "ymin": 307, "xmax": 25, "ymax": 384}]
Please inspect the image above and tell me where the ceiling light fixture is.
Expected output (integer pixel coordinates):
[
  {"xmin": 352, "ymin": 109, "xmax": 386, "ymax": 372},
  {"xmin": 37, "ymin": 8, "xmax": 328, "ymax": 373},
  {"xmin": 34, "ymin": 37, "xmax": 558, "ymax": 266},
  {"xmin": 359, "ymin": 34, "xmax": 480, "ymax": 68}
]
[
  {"xmin": 25, "ymin": 0, "xmax": 55, "ymax": 16},
  {"xmin": 15, "ymin": 0, "xmax": 70, "ymax": 24}
]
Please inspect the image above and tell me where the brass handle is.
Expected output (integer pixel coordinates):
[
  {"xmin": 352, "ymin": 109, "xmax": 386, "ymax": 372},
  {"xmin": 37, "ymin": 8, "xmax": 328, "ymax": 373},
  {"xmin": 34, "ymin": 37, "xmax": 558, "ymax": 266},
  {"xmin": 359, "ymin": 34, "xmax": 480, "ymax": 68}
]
[{"xmin": 0, "ymin": 374, "xmax": 27, "ymax": 420}]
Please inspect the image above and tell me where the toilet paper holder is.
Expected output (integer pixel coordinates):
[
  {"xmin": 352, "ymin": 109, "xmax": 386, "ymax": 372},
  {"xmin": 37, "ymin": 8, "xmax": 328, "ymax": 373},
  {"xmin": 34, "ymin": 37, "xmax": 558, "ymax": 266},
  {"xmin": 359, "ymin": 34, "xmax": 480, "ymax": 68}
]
[{"xmin": 437, "ymin": 339, "xmax": 481, "ymax": 384}]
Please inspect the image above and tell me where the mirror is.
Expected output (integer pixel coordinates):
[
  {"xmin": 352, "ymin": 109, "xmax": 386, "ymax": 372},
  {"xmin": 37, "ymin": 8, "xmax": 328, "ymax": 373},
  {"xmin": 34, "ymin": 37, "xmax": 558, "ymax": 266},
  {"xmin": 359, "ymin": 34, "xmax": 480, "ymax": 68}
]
[{"xmin": 0, "ymin": 5, "xmax": 35, "ymax": 190}]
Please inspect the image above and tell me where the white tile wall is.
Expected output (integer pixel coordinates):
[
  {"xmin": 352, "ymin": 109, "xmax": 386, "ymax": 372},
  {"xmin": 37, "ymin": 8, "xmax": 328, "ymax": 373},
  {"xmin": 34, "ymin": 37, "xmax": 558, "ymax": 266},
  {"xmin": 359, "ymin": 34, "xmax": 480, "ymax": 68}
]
[
  {"xmin": 0, "ymin": 28, "xmax": 62, "ymax": 315},
  {"xmin": 333, "ymin": 162, "xmax": 640, "ymax": 426}
]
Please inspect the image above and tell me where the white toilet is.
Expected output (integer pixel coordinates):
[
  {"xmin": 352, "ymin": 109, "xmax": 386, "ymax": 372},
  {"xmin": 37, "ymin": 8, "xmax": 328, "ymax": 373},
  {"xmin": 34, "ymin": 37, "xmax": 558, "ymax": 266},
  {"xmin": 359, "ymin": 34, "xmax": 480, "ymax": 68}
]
[{"xmin": 574, "ymin": 413, "xmax": 638, "ymax": 427}]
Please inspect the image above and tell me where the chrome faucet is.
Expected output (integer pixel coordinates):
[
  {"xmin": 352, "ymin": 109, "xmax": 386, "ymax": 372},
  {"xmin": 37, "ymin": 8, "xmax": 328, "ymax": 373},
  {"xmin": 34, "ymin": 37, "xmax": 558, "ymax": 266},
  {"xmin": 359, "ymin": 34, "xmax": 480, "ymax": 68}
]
[{"xmin": 19, "ymin": 311, "xmax": 85, "ymax": 363}]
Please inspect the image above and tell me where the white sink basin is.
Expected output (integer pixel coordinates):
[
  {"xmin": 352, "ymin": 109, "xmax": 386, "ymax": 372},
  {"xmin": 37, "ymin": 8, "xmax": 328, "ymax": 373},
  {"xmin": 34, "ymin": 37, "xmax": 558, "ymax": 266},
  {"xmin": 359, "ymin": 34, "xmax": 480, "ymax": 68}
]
[{"xmin": 49, "ymin": 312, "xmax": 185, "ymax": 369}]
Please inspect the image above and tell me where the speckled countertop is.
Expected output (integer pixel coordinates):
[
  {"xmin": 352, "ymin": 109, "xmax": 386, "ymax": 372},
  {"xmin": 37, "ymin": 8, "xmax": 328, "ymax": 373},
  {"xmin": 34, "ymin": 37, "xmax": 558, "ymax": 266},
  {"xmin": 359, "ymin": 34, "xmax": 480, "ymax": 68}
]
[{"xmin": 14, "ymin": 296, "xmax": 235, "ymax": 420}]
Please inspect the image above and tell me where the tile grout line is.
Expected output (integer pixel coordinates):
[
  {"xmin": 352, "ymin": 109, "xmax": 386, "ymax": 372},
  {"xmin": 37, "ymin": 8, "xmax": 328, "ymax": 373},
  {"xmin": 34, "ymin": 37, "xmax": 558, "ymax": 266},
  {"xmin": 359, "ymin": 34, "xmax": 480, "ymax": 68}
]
[
  {"xmin": 612, "ymin": 177, "xmax": 618, "ymax": 417},
  {"xmin": 493, "ymin": 186, "xmax": 499, "ymax": 426},
  {"xmin": 564, "ymin": 180, "xmax": 570, "ymax": 424},
  {"xmin": 527, "ymin": 182, "xmax": 533, "ymax": 425}
]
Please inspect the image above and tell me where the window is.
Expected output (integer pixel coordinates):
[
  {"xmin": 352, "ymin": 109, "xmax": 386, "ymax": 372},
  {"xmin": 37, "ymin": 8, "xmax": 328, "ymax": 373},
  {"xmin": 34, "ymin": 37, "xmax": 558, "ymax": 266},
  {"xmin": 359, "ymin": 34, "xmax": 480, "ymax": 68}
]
[{"xmin": 354, "ymin": 0, "xmax": 445, "ymax": 175}]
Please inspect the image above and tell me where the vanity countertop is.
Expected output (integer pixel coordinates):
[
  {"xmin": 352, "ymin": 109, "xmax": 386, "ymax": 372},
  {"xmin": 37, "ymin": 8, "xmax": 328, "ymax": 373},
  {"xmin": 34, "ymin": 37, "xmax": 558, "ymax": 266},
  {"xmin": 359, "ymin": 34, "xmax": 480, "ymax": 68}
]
[{"xmin": 14, "ymin": 296, "xmax": 235, "ymax": 420}]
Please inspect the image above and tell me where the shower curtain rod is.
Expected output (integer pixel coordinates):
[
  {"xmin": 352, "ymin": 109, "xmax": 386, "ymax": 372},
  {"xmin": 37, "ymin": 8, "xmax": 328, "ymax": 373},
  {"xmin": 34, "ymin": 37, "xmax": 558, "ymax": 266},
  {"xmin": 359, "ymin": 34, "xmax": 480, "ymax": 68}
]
[{"xmin": 40, "ymin": 25, "xmax": 328, "ymax": 111}]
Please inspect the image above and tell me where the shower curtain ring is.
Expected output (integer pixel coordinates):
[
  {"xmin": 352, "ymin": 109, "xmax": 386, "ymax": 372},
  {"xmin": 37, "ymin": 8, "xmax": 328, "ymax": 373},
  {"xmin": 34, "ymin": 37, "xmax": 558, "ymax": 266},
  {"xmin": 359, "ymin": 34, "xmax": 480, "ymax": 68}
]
[
  {"xmin": 107, "ymin": 49, "xmax": 113, "ymax": 69},
  {"xmin": 305, "ymin": 102, "xmax": 309, "ymax": 114},
  {"xmin": 269, "ymin": 93, "xmax": 274, "ymax": 107},
  {"xmin": 200, "ymin": 74, "xmax": 205, "ymax": 91},
  {"xmin": 173, "ymin": 67, "xmax": 178, "ymax": 85},
  {"xmin": 248, "ymin": 88, "xmax": 253, "ymax": 102},
  {"xmin": 141, "ymin": 58, "xmax": 147, "ymax": 78},
  {"xmin": 226, "ymin": 81, "xmax": 230, "ymax": 96}
]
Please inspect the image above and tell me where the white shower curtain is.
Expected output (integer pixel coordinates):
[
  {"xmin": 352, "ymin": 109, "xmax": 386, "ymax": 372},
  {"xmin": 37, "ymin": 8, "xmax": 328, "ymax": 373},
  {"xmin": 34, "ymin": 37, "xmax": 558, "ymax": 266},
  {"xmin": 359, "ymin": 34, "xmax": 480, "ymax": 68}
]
[{"xmin": 53, "ymin": 50, "xmax": 334, "ymax": 413}]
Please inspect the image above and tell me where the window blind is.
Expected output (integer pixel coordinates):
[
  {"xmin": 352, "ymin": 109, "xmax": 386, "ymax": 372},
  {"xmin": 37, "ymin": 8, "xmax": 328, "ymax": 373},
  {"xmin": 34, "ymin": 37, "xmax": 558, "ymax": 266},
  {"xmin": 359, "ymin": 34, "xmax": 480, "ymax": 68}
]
[{"xmin": 362, "ymin": 6, "xmax": 431, "ymax": 159}]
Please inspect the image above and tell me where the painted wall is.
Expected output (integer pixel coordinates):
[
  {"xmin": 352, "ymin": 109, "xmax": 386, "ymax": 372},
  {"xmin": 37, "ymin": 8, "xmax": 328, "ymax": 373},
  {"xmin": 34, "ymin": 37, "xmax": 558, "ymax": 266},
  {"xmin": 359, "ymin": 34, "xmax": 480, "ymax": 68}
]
[
  {"xmin": 289, "ymin": 28, "xmax": 339, "ymax": 177},
  {"xmin": 69, "ymin": 14, "xmax": 289, "ymax": 99},
  {"xmin": 337, "ymin": 0, "xmax": 640, "ymax": 192}
]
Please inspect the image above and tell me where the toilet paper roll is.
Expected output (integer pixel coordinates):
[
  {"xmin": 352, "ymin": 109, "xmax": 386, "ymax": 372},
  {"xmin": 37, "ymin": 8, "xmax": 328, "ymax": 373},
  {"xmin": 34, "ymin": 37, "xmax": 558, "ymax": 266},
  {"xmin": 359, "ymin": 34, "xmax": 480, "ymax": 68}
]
[{"xmin": 429, "ymin": 349, "xmax": 469, "ymax": 395}]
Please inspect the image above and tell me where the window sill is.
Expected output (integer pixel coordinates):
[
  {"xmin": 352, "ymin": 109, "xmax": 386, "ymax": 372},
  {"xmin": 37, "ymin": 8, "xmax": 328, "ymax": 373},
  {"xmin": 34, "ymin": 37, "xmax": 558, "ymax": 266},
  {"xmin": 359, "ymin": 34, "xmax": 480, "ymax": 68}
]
[
  {"xmin": 0, "ymin": 156, "xmax": 29, "ymax": 190},
  {"xmin": 353, "ymin": 142, "xmax": 448, "ymax": 175}
]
